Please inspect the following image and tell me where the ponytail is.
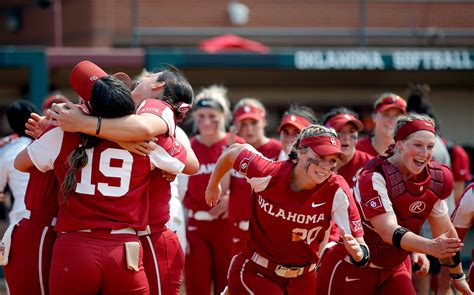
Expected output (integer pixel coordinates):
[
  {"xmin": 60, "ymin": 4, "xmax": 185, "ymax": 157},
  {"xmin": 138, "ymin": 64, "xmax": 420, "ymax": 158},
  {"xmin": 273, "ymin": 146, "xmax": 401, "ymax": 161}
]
[{"xmin": 61, "ymin": 135, "xmax": 100, "ymax": 202}]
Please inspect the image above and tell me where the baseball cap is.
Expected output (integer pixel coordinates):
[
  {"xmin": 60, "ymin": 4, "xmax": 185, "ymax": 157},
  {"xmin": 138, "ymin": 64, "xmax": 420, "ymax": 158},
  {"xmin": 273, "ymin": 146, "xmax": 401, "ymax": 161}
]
[
  {"xmin": 374, "ymin": 93, "xmax": 407, "ymax": 114},
  {"xmin": 325, "ymin": 113, "xmax": 364, "ymax": 132},
  {"xmin": 69, "ymin": 61, "xmax": 132, "ymax": 101},
  {"xmin": 233, "ymin": 105, "xmax": 265, "ymax": 123},
  {"xmin": 299, "ymin": 135, "xmax": 346, "ymax": 163},
  {"xmin": 277, "ymin": 114, "xmax": 312, "ymax": 132},
  {"xmin": 42, "ymin": 94, "xmax": 70, "ymax": 113}
]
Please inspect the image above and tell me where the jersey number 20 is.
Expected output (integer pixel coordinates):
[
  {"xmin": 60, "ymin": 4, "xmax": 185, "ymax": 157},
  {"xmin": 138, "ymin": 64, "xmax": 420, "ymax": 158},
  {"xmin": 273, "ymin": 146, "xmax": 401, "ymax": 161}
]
[{"xmin": 75, "ymin": 148, "xmax": 133, "ymax": 197}]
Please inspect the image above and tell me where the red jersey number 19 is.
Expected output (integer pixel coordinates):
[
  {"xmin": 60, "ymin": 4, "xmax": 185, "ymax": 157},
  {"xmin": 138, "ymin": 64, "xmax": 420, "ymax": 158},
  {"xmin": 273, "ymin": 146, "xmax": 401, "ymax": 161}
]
[{"xmin": 75, "ymin": 148, "xmax": 133, "ymax": 197}]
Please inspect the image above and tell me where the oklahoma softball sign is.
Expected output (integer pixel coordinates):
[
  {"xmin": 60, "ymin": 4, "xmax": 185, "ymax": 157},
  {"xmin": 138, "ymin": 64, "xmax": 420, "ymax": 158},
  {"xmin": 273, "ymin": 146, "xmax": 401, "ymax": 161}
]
[{"xmin": 295, "ymin": 49, "xmax": 473, "ymax": 70}]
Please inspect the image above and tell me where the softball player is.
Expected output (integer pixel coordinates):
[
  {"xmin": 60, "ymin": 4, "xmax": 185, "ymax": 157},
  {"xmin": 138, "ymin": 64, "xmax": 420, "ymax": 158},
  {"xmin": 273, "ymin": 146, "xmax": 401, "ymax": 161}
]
[
  {"xmin": 316, "ymin": 114, "xmax": 471, "ymax": 295},
  {"xmin": 229, "ymin": 98, "xmax": 282, "ymax": 254},
  {"xmin": 357, "ymin": 93, "xmax": 407, "ymax": 157},
  {"xmin": 206, "ymin": 125, "xmax": 368, "ymax": 294},
  {"xmin": 183, "ymin": 85, "xmax": 244, "ymax": 295}
]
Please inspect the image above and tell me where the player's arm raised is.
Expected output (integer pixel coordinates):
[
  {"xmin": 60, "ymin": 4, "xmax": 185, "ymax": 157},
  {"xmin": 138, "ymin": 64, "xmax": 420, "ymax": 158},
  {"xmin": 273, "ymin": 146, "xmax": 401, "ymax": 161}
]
[{"xmin": 205, "ymin": 143, "xmax": 253, "ymax": 207}]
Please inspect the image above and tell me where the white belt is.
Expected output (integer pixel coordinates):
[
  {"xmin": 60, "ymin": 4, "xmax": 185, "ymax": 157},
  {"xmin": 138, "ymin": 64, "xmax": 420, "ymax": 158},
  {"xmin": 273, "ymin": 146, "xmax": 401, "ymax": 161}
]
[
  {"xmin": 250, "ymin": 252, "xmax": 316, "ymax": 278},
  {"xmin": 235, "ymin": 220, "xmax": 249, "ymax": 231},
  {"xmin": 67, "ymin": 227, "xmax": 137, "ymax": 235},
  {"xmin": 137, "ymin": 225, "xmax": 151, "ymax": 237},
  {"xmin": 188, "ymin": 210, "xmax": 214, "ymax": 221}
]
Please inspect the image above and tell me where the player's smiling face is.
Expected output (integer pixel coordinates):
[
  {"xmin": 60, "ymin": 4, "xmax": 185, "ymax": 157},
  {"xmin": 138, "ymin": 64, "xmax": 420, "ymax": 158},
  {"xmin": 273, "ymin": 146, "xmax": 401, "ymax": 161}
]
[
  {"xmin": 336, "ymin": 124, "xmax": 358, "ymax": 160},
  {"xmin": 280, "ymin": 125, "xmax": 300, "ymax": 154},
  {"xmin": 397, "ymin": 130, "xmax": 435, "ymax": 175},
  {"xmin": 374, "ymin": 108, "xmax": 403, "ymax": 138},
  {"xmin": 132, "ymin": 72, "xmax": 162, "ymax": 105},
  {"xmin": 303, "ymin": 149, "xmax": 338, "ymax": 185},
  {"xmin": 194, "ymin": 108, "xmax": 224, "ymax": 136},
  {"xmin": 237, "ymin": 118, "xmax": 265, "ymax": 146}
]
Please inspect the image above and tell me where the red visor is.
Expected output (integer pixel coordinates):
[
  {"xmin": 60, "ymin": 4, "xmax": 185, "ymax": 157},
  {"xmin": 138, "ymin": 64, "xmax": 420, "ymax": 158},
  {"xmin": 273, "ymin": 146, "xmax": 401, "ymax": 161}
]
[
  {"xmin": 69, "ymin": 61, "xmax": 107, "ymax": 102},
  {"xmin": 299, "ymin": 135, "xmax": 346, "ymax": 162},
  {"xmin": 374, "ymin": 93, "xmax": 407, "ymax": 114},
  {"xmin": 325, "ymin": 113, "xmax": 364, "ymax": 132},
  {"xmin": 233, "ymin": 105, "xmax": 265, "ymax": 123},
  {"xmin": 277, "ymin": 114, "xmax": 312, "ymax": 132},
  {"xmin": 394, "ymin": 120, "xmax": 435, "ymax": 141}
]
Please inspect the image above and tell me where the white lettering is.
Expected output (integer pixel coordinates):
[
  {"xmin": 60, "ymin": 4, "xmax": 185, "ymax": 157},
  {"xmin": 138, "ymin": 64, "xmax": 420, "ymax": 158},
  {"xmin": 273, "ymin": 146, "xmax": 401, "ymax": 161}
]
[
  {"xmin": 257, "ymin": 195, "xmax": 325, "ymax": 225},
  {"xmin": 295, "ymin": 50, "xmax": 385, "ymax": 70}
]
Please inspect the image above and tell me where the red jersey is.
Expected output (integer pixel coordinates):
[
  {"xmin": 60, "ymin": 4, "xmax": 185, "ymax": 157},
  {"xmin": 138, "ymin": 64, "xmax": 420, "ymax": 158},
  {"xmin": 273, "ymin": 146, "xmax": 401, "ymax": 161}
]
[
  {"xmin": 452, "ymin": 183, "xmax": 474, "ymax": 258},
  {"xmin": 356, "ymin": 135, "xmax": 378, "ymax": 157},
  {"xmin": 27, "ymin": 127, "xmax": 167, "ymax": 232},
  {"xmin": 234, "ymin": 148, "xmax": 363, "ymax": 266},
  {"xmin": 355, "ymin": 158, "xmax": 453, "ymax": 268},
  {"xmin": 229, "ymin": 138, "xmax": 283, "ymax": 222},
  {"xmin": 450, "ymin": 144, "xmax": 472, "ymax": 182},
  {"xmin": 24, "ymin": 169, "xmax": 58, "ymax": 217},
  {"xmin": 184, "ymin": 133, "xmax": 244, "ymax": 212},
  {"xmin": 337, "ymin": 149, "xmax": 373, "ymax": 188},
  {"xmin": 136, "ymin": 98, "xmax": 176, "ymax": 136}
]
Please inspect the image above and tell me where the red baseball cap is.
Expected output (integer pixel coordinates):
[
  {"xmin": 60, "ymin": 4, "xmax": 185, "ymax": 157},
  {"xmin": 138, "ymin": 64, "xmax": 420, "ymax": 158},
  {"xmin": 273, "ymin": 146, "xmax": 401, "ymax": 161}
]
[
  {"xmin": 299, "ymin": 135, "xmax": 346, "ymax": 163},
  {"xmin": 325, "ymin": 113, "xmax": 364, "ymax": 132},
  {"xmin": 374, "ymin": 93, "xmax": 407, "ymax": 114},
  {"xmin": 69, "ymin": 61, "xmax": 108, "ymax": 102},
  {"xmin": 42, "ymin": 94, "xmax": 70, "ymax": 113},
  {"xmin": 69, "ymin": 61, "xmax": 133, "ymax": 102},
  {"xmin": 233, "ymin": 105, "xmax": 265, "ymax": 123},
  {"xmin": 277, "ymin": 114, "xmax": 312, "ymax": 132}
]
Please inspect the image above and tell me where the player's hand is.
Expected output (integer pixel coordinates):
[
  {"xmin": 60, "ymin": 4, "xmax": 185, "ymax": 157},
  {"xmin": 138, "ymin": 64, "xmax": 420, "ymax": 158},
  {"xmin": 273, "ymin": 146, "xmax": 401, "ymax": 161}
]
[
  {"xmin": 25, "ymin": 113, "xmax": 53, "ymax": 139},
  {"xmin": 209, "ymin": 191, "xmax": 229, "ymax": 219},
  {"xmin": 46, "ymin": 102, "xmax": 86, "ymax": 133},
  {"xmin": 451, "ymin": 276, "xmax": 472, "ymax": 295},
  {"xmin": 228, "ymin": 123, "xmax": 240, "ymax": 146},
  {"xmin": 340, "ymin": 227, "xmax": 363, "ymax": 262},
  {"xmin": 161, "ymin": 172, "xmax": 177, "ymax": 182},
  {"xmin": 0, "ymin": 192, "xmax": 5, "ymax": 202},
  {"xmin": 412, "ymin": 252, "xmax": 430, "ymax": 277},
  {"xmin": 428, "ymin": 231, "xmax": 463, "ymax": 259},
  {"xmin": 205, "ymin": 183, "xmax": 222, "ymax": 208},
  {"xmin": 117, "ymin": 140, "xmax": 154, "ymax": 156}
]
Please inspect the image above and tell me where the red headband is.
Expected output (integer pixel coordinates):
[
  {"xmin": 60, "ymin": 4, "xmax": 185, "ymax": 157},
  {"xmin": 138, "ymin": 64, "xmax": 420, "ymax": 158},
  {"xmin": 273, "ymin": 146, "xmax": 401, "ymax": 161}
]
[
  {"xmin": 299, "ymin": 135, "xmax": 346, "ymax": 162},
  {"xmin": 394, "ymin": 120, "xmax": 435, "ymax": 141}
]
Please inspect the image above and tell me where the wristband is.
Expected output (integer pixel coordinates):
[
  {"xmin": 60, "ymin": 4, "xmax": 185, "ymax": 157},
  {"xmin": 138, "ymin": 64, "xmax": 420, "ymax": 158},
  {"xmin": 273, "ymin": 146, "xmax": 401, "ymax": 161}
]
[
  {"xmin": 350, "ymin": 244, "xmax": 370, "ymax": 267},
  {"xmin": 96, "ymin": 116, "xmax": 102, "ymax": 135},
  {"xmin": 439, "ymin": 251, "xmax": 461, "ymax": 268},
  {"xmin": 392, "ymin": 227, "xmax": 410, "ymax": 250},
  {"xmin": 449, "ymin": 273, "xmax": 466, "ymax": 280}
]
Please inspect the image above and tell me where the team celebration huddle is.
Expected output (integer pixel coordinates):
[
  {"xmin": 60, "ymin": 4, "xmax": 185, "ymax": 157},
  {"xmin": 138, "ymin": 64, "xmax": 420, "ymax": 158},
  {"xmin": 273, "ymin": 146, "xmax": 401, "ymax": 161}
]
[{"xmin": 0, "ymin": 60, "xmax": 472, "ymax": 295}]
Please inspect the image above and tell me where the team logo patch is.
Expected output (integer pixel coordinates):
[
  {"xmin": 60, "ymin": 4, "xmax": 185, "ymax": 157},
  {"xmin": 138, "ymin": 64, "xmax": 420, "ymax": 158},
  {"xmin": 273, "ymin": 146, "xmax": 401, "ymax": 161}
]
[
  {"xmin": 238, "ymin": 154, "xmax": 255, "ymax": 176},
  {"xmin": 90, "ymin": 76, "xmax": 98, "ymax": 81},
  {"xmin": 365, "ymin": 197, "xmax": 382, "ymax": 209},
  {"xmin": 352, "ymin": 220, "xmax": 362, "ymax": 232},
  {"xmin": 290, "ymin": 115, "xmax": 296, "ymax": 121},
  {"xmin": 330, "ymin": 138, "xmax": 336, "ymax": 145},
  {"xmin": 409, "ymin": 201, "xmax": 426, "ymax": 214},
  {"xmin": 244, "ymin": 105, "xmax": 251, "ymax": 113}
]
